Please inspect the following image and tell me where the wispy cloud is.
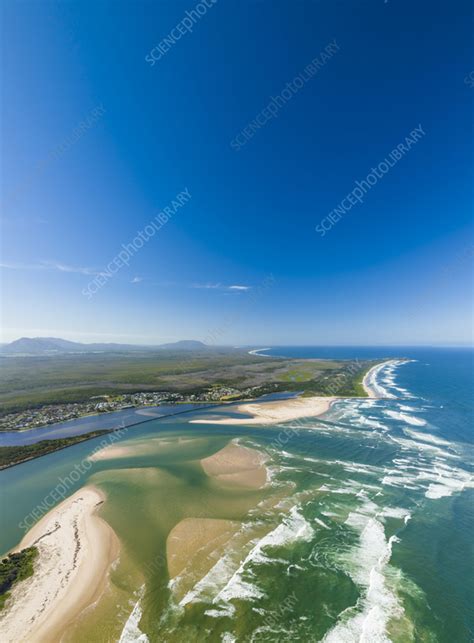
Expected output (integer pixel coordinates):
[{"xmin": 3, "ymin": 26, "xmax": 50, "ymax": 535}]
[
  {"xmin": 191, "ymin": 283, "xmax": 251, "ymax": 292},
  {"xmin": 191, "ymin": 282, "xmax": 222, "ymax": 289},
  {"xmin": 0, "ymin": 261, "xmax": 41, "ymax": 271},
  {"xmin": 0, "ymin": 261, "xmax": 253, "ymax": 293},
  {"xmin": 41, "ymin": 261, "xmax": 99, "ymax": 276},
  {"xmin": 1, "ymin": 260, "xmax": 100, "ymax": 276}
]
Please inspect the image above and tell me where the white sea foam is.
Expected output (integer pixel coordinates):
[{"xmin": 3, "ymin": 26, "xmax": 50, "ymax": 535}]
[
  {"xmin": 211, "ymin": 507, "xmax": 313, "ymax": 615},
  {"xmin": 384, "ymin": 410, "xmax": 426, "ymax": 426},
  {"xmin": 422, "ymin": 468, "xmax": 474, "ymax": 499},
  {"xmin": 180, "ymin": 555, "xmax": 236, "ymax": 610},
  {"xmin": 359, "ymin": 400, "xmax": 379, "ymax": 408},
  {"xmin": 358, "ymin": 416, "xmax": 388, "ymax": 430},
  {"xmin": 382, "ymin": 475, "xmax": 419, "ymax": 490},
  {"xmin": 393, "ymin": 435, "xmax": 458, "ymax": 459},
  {"xmin": 380, "ymin": 506, "xmax": 411, "ymax": 522},
  {"xmin": 180, "ymin": 505, "xmax": 313, "ymax": 615},
  {"xmin": 393, "ymin": 386, "xmax": 415, "ymax": 398},
  {"xmin": 119, "ymin": 589, "xmax": 149, "ymax": 643},
  {"xmin": 381, "ymin": 450, "xmax": 473, "ymax": 500},
  {"xmin": 363, "ymin": 361, "xmax": 398, "ymax": 398},
  {"xmin": 324, "ymin": 515, "xmax": 403, "ymax": 642},
  {"xmin": 403, "ymin": 428, "xmax": 452, "ymax": 447}
]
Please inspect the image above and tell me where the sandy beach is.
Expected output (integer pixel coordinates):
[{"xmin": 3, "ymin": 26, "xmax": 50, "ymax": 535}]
[
  {"xmin": 191, "ymin": 395, "xmax": 336, "ymax": 426},
  {"xmin": 362, "ymin": 360, "xmax": 395, "ymax": 397},
  {"xmin": 0, "ymin": 486, "xmax": 119, "ymax": 643}
]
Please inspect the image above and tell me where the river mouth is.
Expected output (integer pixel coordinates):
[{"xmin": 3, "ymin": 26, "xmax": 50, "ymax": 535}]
[{"xmin": 1, "ymin": 349, "xmax": 473, "ymax": 642}]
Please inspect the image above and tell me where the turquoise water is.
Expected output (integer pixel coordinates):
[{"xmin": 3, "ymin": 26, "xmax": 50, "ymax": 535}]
[{"xmin": 0, "ymin": 348, "xmax": 472, "ymax": 641}]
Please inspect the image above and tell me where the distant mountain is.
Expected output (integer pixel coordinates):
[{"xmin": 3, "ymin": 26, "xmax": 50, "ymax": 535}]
[
  {"xmin": 1, "ymin": 337, "xmax": 210, "ymax": 355},
  {"xmin": 2, "ymin": 337, "xmax": 86, "ymax": 354},
  {"xmin": 157, "ymin": 340, "xmax": 207, "ymax": 351}
]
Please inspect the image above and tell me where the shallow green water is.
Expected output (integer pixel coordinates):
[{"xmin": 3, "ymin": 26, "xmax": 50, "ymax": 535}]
[{"xmin": 1, "ymin": 350, "xmax": 473, "ymax": 642}]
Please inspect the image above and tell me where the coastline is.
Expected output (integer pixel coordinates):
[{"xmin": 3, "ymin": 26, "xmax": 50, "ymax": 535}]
[
  {"xmin": 190, "ymin": 361, "xmax": 395, "ymax": 426},
  {"xmin": 0, "ymin": 486, "xmax": 119, "ymax": 643},
  {"xmin": 247, "ymin": 347, "xmax": 272, "ymax": 356},
  {"xmin": 362, "ymin": 360, "xmax": 399, "ymax": 398}
]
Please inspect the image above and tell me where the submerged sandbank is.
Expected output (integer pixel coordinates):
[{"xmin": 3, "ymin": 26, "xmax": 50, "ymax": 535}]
[
  {"xmin": 167, "ymin": 442, "xmax": 270, "ymax": 601},
  {"xmin": 191, "ymin": 395, "xmax": 336, "ymax": 426},
  {"xmin": 166, "ymin": 518, "xmax": 240, "ymax": 578},
  {"xmin": 200, "ymin": 441, "xmax": 268, "ymax": 488},
  {"xmin": 0, "ymin": 486, "xmax": 119, "ymax": 643}
]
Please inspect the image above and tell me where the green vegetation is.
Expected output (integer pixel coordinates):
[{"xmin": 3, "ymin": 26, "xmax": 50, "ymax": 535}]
[
  {"xmin": 0, "ymin": 350, "xmax": 377, "ymax": 420},
  {"xmin": 0, "ymin": 430, "xmax": 110, "ymax": 469},
  {"xmin": 0, "ymin": 547, "xmax": 38, "ymax": 610},
  {"xmin": 352, "ymin": 373, "xmax": 369, "ymax": 397},
  {"xmin": 0, "ymin": 350, "xmax": 273, "ymax": 415}
]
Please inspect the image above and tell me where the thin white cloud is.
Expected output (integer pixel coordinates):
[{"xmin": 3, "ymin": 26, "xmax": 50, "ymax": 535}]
[
  {"xmin": 191, "ymin": 283, "xmax": 251, "ymax": 292},
  {"xmin": 41, "ymin": 261, "xmax": 99, "ymax": 276},
  {"xmin": 0, "ymin": 262, "xmax": 253, "ymax": 293},
  {"xmin": 0, "ymin": 261, "xmax": 41, "ymax": 271},
  {"xmin": 0, "ymin": 260, "xmax": 99, "ymax": 276},
  {"xmin": 191, "ymin": 283, "xmax": 222, "ymax": 289}
]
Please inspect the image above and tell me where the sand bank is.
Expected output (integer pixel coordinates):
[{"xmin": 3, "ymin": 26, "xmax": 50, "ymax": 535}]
[
  {"xmin": 167, "ymin": 442, "xmax": 269, "ymax": 600},
  {"xmin": 201, "ymin": 442, "xmax": 268, "ymax": 488},
  {"xmin": 0, "ymin": 486, "xmax": 119, "ymax": 643},
  {"xmin": 89, "ymin": 443, "xmax": 136, "ymax": 461},
  {"xmin": 191, "ymin": 395, "xmax": 336, "ymax": 426}
]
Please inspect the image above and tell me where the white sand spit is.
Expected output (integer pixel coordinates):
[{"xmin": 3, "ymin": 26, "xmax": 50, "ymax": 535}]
[
  {"xmin": 191, "ymin": 396, "xmax": 336, "ymax": 426},
  {"xmin": 0, "ymin": 486, "xmax": 119, "ymax": 643}
]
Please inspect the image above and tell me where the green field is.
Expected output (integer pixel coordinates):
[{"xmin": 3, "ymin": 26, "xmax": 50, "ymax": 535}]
[{"xmin": 0, "ymin": 350, "xmax": 374, "ymax": 417}]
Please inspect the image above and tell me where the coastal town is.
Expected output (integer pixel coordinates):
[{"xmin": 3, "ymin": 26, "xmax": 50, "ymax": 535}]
[{"xmin": 0, "ymin": 385, "xmax": 271, "ymax": 432}]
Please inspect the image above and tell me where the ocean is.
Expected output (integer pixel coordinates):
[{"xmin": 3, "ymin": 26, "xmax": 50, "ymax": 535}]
[{"xmin": 0, "ymin": 346, "xmax": 472, "ymax": 642}]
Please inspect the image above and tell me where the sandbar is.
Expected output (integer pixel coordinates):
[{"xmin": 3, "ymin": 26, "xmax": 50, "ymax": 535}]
[{"xmin": 191, "ymin": 395, "xmax": 336, "ymax": 426}]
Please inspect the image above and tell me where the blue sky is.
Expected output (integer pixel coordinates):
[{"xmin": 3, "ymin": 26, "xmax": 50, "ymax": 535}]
[{"xmin": 1, "ymin": 0, "xmax": 472, "ymax": 345}]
